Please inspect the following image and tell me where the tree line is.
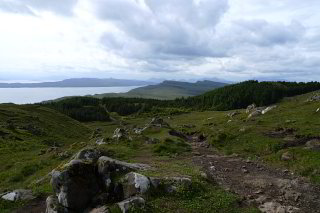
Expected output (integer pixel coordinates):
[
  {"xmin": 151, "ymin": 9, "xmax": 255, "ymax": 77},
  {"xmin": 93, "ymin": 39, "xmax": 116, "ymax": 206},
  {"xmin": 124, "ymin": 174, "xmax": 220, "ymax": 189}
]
[{"xmin": 43, "ymin": 81, "xmax": 320, "ymax": 121}]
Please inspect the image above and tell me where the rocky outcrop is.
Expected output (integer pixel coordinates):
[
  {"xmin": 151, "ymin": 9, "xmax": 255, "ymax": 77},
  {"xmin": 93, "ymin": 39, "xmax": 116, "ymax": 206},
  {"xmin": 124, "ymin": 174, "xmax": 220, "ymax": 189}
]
[
  {"xmin": 46, "ymin": 148, "xmax": 189, "ymax": 213},
  {"xmin": 51, "ymin": 160, "xmax": 100, "ymax": 211}
]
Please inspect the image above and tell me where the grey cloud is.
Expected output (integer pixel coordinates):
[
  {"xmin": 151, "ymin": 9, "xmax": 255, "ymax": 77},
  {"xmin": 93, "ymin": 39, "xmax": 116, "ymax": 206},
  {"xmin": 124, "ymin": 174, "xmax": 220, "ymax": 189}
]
[
  {"xmin": 95, "ymin": 0, "xmax": 229, "ymax": 59},
  {"xmin": 233, "ymin": 20, "xmax": 305, "ymax": 46},
  {"xmin": 0, "ymin": 0, "xmax": 78, "ymax": 16}
]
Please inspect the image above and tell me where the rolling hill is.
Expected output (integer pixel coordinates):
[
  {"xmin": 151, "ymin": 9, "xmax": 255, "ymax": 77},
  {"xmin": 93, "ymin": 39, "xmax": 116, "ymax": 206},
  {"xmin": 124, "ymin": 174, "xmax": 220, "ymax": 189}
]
[{"xmin": 94, "ymin": 80, "xmax": 228, "ymax": 100}]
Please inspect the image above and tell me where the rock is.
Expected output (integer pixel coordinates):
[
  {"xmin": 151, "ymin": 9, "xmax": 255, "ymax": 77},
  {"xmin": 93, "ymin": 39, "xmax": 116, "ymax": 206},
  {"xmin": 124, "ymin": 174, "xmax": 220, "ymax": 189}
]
[
  {"xmin": 227, "ymin": 111, "xmax": 240, "ymax": 117},
  {"xmin": 281, "ymin": 151, "xmax": 293, "ymax": 161},
  {"xmin": 145, "ymin": 137, "xmax": 160, "ymax": 144},
  {"xmin": 248, "ymin": 110, "xmax": 262, "ymax": 119},
  {"xmin": 112, "ymin": 128, "xmax": 128, "ymax": 140},
  {"xmin": 316, "ymin": 108, "xmax": 320, "ymax": 113},
  {"xmin": 97, "ymin": 156, "xmax": 150, "ymax": 190},
  {"xmin": 305, "ymin": 139, "xmax": 320, "ymax": 151},
  {"xmin": 117, "ymin": 196, "xmax": 145, "ymax": 213},
  {"xmin": 255, "ymin": 195, "xmax": 268, "ymax": 204},
  {"xmin": 96, "ymin": 138, "xmax": 106, "ymax": 145},
  {"xmin": 74, "ymin": 148, "xmax": 101, "ymax": 163},
  {"xmin": 307, "ymin": 94, "xmax": 320, "ymax": 102},
  {"xmin": 200, "ymin": 172, "xmax": 208, "ymax": 179},
  {"xmin": 239, "ymin": 127, "xmax": 247, "ymax": 132},
  {"xmin": 149, "ymin": 176, "xmax": 192, "ymax": 193},
  {"xmin": 1, "ymin": 189, "xmax": 34, "ymax": 201},
  {"xmin": 246, "ymin": 104, "xmax": 256, "ymax": 113},
  {"xmin": 149, "ymin": 117, "xmax": 169, "ymax": 128},
  {"xmin": 58, "ymin": 151, "xmax": 70, "ymax": 159},
  {"xmin": 284, "ymin": 190, "xmax": 301, "ymax": 202},
  {"xmin": 262, "ymin": 105, "xmax": 277, "ymax": 115},
  {"xmin": 259, "ymin": 202, "xmax": 299, "ymax": 213},
  {"xmin": 50, "ymin": 160, "xmax": 100, "ymax": 211},
  {"xmin": 45, "ymin": 195, "xmax": 65, "ymax": 213},
  {"xmin": 121, "ymin": 172, "xmax": 151, "ymax": 198}
]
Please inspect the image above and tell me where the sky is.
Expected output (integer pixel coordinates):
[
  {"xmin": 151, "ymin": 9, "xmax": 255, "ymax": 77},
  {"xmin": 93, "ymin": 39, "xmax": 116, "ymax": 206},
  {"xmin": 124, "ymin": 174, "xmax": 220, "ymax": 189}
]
[{"xmin": 0, "ymin": 0, "xmax": 319, "ymax": 82}]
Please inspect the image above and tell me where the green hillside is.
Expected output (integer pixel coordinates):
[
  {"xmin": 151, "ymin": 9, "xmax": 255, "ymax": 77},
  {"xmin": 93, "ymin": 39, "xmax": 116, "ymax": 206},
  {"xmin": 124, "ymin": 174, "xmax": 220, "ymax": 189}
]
[
  {"xmin": 0, "ymin": 104, "xmax": 91, "ymax": 211},
  {"xmin": 94, "ymin": 80, "xmax": 227, "ymax": 100}
]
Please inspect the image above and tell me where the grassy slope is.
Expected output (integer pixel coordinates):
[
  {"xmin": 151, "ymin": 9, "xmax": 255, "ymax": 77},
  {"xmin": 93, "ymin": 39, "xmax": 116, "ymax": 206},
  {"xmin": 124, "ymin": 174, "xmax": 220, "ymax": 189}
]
[
  {"xmin": 94, "ymin": 81, "xmax": 227, "ymax": 100},
  {"xmin": 169, "ymin": 90, "xmax": 320, "ymax": 183},
  {"xmin": 0, "ymin": 104, "xmax": 91, "ymax": 212}
]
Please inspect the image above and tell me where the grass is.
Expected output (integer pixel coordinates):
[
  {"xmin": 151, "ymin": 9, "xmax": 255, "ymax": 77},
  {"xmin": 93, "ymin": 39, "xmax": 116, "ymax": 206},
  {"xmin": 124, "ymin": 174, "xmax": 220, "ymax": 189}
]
[{"xmin": 0, "ymin": 104, "xmax": 92, "ymax": 213}]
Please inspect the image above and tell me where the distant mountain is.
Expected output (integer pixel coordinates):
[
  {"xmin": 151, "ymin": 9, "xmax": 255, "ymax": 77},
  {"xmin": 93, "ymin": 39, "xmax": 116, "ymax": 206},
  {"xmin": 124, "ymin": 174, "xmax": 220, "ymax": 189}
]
[
  {"xmin": 94, "ymin": 80, "xmax": 228, "ymax": 100},
  {"xmin": 0, "ymin": 78, "xmax": 151, "ymax": 88}
]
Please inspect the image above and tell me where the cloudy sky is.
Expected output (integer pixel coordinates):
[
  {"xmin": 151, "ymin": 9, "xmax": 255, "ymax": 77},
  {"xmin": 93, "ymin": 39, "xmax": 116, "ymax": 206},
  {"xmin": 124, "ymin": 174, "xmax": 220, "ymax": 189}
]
[{"xmin": 0, "ymin": 0, "xmax": 319, "ymax": 82}]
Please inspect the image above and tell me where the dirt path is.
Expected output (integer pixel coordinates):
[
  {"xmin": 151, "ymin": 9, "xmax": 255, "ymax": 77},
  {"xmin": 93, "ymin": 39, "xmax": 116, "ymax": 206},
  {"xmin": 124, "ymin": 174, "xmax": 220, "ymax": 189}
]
[{"xmin": 192, "ymin": 146, "xmax": 320, "ymax": 213}]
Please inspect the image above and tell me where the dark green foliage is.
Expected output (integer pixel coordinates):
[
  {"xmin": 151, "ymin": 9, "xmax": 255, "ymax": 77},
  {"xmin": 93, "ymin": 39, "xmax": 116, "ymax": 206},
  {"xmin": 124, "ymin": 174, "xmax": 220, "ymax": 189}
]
[
  {"xmin": 43, "ymin": 97, "xmax": 110, "ymax": 122},
  {"xmin": 187, "ymin": 80, "xmax": 320, "ymax": 110}
]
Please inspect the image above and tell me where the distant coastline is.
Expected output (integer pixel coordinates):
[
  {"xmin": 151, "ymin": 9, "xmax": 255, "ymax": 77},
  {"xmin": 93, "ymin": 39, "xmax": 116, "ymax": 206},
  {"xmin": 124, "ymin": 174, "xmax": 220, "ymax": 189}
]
[{"xmin": 0, "ymin": 78, "xmax": 152, "ymax": 88}]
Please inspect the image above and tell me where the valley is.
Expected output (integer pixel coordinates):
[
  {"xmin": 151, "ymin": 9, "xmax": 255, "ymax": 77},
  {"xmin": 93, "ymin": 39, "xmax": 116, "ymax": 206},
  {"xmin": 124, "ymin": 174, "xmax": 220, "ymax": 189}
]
[{"xmin": 0, "ymin": 81, "xmax": 320, "ymax": 213}]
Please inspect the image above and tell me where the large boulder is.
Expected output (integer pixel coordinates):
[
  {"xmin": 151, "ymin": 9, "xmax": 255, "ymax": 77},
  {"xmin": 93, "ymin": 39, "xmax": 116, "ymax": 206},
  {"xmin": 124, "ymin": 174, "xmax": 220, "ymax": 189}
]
[
  {"xmin": 117, "ymin": 196, "xmax": 145, "ymax": 213},
  {"xmin": 51, "ymin": 160, "xmax": 100, "ymax": 211},
  {"xmin": 121, "ymin": 172, "xmax": 151, "ymax": 198}
]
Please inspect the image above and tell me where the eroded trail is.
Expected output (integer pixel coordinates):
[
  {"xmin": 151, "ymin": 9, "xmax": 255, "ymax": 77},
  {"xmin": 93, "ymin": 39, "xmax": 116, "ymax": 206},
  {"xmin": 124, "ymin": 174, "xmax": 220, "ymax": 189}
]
[{"xmin": 192, "ymin": 146, "xmax": 320, "ymax": 213}]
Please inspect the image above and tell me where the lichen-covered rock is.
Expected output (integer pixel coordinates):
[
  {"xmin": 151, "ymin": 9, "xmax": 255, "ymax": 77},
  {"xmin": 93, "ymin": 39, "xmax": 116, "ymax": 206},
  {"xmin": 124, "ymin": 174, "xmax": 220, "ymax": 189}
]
[
  {"xmin": 1, "ymin": 189, "xmax": 34, "ymax": 201},
  {"xmin": 112, "ymin": 128, "xmax": 128, "ymax": 140},
  {"xmin": 246, "ymin": 104, "xmax": 256, "ymax": 113},
  {"xmin": 97, "ymin": 156, "xmax": 150, "ymax": 191},
  {"xmin": 117, "ymin": 196, "xmax": 145, "ymax": 213},
  {"xmin": 149, "ymin": 176, "xmax": 192, "ymax": 193},
  {"xmin": 248, "ymin": 110, "xmax": 262, "ymax": 119},
  {"xmin": 74, "ymin": 148, "xmax": 101, "ymax": 162},
  {"xmin": 121, "ymin": 172, "xmax": 151, "ymax": 198},
  {"xmin": 45, "ymin": 195, "xmax": 66, "ymax": 213},
  {"xmin": 50, "ymin": 160, "xmax": 100, "ymax": 211}
]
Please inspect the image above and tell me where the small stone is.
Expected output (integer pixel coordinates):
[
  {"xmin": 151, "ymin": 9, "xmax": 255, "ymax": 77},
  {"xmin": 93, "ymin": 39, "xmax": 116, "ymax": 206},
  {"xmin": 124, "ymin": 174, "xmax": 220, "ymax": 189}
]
[
  {"xmin": 281, "ymin": 151, "xmax": 293, "ymax": 161},
  {"xmin": 242, "ymin": 169, "xmax": 249, "ymax": 173},
  {"xmin": 200, "ymin": 172, "xmax": 208, "ymax": 179},
  {"xmin": 209, "ymin": 166, "xmax": 216, "ymax": 171}
]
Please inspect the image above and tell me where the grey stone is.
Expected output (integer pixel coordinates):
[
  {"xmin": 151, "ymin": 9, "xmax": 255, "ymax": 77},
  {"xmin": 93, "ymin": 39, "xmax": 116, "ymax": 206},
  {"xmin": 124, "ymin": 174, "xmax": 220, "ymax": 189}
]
[
  {"xmin": 121, "ymin": 172, "xmax": 151, "ymax": 198},
  {"xmin": 117, "ymin": 196, "xmax": 145, "ymax": 213}
]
